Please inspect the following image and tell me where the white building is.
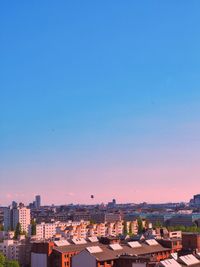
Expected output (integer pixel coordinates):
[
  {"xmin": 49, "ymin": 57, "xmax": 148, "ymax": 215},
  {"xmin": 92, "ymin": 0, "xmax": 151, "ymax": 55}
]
[
  {"xmin": 4, "ymin": 205, "xmax": 30, "ymax": 233},
  {"xmin": 0, "ymin": 240, "xmax": 19, "ymax": 261},
  {"xmin": 13, "ymin": 207, "xmax": 30, "ymax": 233},
  {"xmin": 35, "ymin": 222, "xmax": 57, "ymax": 240}
]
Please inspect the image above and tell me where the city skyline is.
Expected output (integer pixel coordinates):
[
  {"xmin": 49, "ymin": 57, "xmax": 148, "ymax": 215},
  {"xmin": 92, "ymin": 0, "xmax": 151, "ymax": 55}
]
[
  {"xmin": 0, "ymin": 193, "xmax": 199, "ymax": 207},
  {"xmin": 1, "ymin": 1, "xmax": 200, "ymax": 205}
]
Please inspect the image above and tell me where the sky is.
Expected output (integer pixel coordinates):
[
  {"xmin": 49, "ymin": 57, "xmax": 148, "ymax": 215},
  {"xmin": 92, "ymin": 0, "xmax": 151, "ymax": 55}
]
[{"xmin": 1, "ymin": 1, "xmax": 200, "ymax": 205}]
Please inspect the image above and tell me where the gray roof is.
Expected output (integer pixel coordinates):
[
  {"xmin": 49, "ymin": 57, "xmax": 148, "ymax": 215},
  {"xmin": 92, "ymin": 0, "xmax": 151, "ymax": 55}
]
[{"xmin": 54, "ymin": 241, "xmax": 170, "ymax": 262}]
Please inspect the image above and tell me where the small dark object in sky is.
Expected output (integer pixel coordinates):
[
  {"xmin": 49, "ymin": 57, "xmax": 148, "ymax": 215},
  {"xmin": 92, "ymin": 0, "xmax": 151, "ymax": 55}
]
[{"xmin": 91, "ymin": 195, "xmax": 94, "ymax": 199}]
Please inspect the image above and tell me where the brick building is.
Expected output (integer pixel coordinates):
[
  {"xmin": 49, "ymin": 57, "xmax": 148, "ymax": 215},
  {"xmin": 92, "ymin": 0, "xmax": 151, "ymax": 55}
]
[{"xmin": 182, "ymin": 233, "xmax": 200, "ymax": 253}]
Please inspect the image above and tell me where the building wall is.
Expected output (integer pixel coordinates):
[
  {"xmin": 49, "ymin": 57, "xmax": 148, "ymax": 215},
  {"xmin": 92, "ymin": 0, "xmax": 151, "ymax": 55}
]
[
  {"xmin": 0, "ymin": 240, "xmax": 19, "ymax": 261},
  {"xmin": 35, "ymin": 223, "xmax": 56, "ymax": 240},
  {"xmin": 168, "ymin": 215, "xmax": 193, "ymax": 227},
  {"xmin": 50, "ymin": 250, "xmax": 78, "ymax": 267},
  {"xmin": 3, "ymin": 207, "xmax": 12, "ymax": 231},
  {"xmin": 72, "ymin": 250, "xmax": 96, "ymax": 267},
  {"xmin": 132, "ymin": 264, "xmax": 146, "ymax": 267},
  {"xmin": 31, "ymin": 252, "xmax": 47, "ymax": 267},
  {"xmin": 182, "ymin": 233, "xmax": 200, "ymax": 252},
  {"xmin": 13, "ymin": 207, "xmax": 31, "ymax": 233}
]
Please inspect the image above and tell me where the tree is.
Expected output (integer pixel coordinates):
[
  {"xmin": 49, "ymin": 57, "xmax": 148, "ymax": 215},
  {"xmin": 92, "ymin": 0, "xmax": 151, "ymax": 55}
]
[
  {"xmin": 0, "ymin": 254, "xmax": 20, "ymax": 267},
  {"xmin": 5, "ymin": 260, "xmax": 20, "ymax": 267},
  {"xmin": 31, "ymin": 219, "xmax": 36, "ymax": 236},
  {"xmin": 137, "ymin": 218, "xmax": 143, "ymax": 234},
  {"xmin": 0, "ymin": 253, "xmax": 5, "ymax": 266},
  {"xmin": 154, "ymin": 221, "xmax": 163, "ymax": 228},
  {"xmin": 123, "ymin": 221, "xmax": 128, "ymax": 236},
  {"xmin": 129, "ymin": 223, "xmax": 134, "ymax": 236},
  {"xmin": 89, "ymin": 219, "xmax": 96, "ymax": 225},
  {"xmin": 14, "ymin": 223, "xmax": 21, "ymax": 240}
]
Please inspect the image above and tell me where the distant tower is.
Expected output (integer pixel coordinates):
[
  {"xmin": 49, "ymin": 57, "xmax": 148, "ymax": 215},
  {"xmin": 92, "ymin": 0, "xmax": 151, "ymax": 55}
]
[
  {"xmin": 12, "ymin": 201, "xmax": 17, "ymax": 209},
  {"xmin": 35, "ymin": 195, "xmax": 41, "ymax": 209}
]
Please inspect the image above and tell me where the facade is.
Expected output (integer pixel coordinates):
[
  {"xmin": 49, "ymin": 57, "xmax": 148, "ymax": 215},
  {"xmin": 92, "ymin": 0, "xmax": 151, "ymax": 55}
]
[
  {"xmin": 3, "ymin": 207, "xmax": 12, "ymax": 231},
  {"xmin": 168, "ymin": 215, "xmax": 193, "ymax": 227},
  {"xmin": 0, "ymin": 240, "xmax": 19, "ymax": 261},
  {"xmin": 194, "ymin": 194, "xmax": 200, "ymax": 205},
  {"xmin": 31, "ymin": 239, "xmax": 171, "ymax": 267},
  {"xmin": 31, "ymin": 241, "xmax": 54, "ymax": 267},
  {"xmin": 91, "ymin": 212, "xmax": 122, "ymax": 223},
  {"xmin": 71, "ymin": 240, "xmax": 171, "ymax": 267},
  {"xmin": 182, "ymin": 233, "xmax": 200, "ymax": 253},
  {"xmin": 13, "ymin": 206, "xmax": 31, "ymax": 233},
  {"xmin": 4, "ymin": 205, "xmax": 31, "ymax": 233},
  {"xmin": 157, "ymin": 238, "xmax": 182, "ymax": 253},
  {"xmin": 35, "ymin": 195, "xmax": 41, "ymax": 209},
  {"xmin": 35, "ymin": 222, "xmax": 57, "ymax": 240},
  {"xmin": 0, "ymin": 238, "xmax": 32, "ymax": 266},
  {"xmin": 31, "ymin": 220, "xmax": 137, "ymax": 241}
]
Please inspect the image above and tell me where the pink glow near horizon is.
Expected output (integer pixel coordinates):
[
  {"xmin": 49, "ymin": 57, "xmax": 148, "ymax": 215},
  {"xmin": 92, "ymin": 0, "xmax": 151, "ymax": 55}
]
[{"xmin": 1, "ymin": 162, "xmax": 199, "ymax": 206}]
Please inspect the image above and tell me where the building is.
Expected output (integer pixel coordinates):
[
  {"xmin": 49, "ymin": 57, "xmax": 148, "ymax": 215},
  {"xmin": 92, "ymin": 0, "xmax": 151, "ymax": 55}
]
[
  {"xmin": 116, "ymin": 255, "xmax": 160, "ymax": 267},
  {"xmin": 72, "ymin": 240, "xmax": 171, "ymax": 267},
  {"xmin": 167, "ymin": 215, "xmax": 193, "ymax": 227},
  {"xmin": 0, "ymin": 240, "xmax": 19, "ymax": 261},
  {"xmin": 182, "ymin": 232, "xmax": 200, "ymax": 253},
  {"xmin": 33, "ymin": 220, "xmax": 136, "ymax": 241},
  {"xmin": 157, "ymin": 238, "xmax": 182, "ymax": 253},
  {"xmin": 146, "ymin": 215, "xmax": 165, "ymax": 226},
  {"xmin": 35, "ymin": 195, "xmax": 41, "ymax": 209},
  {"xmin": 13, "ymin": 206, "xmax": 31, "ymax": 233},
  {"xmin": 34, "ymin": 222, "xmax": 57, "ymax": 240},
  {"xmin": 31, "ymin": 238, "xmax": 171, "ymax": 267},
  {"xmin": 90, "ymin": 212, "xmax": 122, "ymax": 224},
  {"xmin": 4, "ymin": 204, "xmax": 30, "ymax": 233},
  {"xmin": 31, "ymin": 241, "xmax": 54, "ymax": 267},
  {"xmin": 3, "ymin": 207, "xmax": 12, "ymax": 231},
  {"xmin": 190, "ymin": 194, "xmax": 200, "ymax": 207}
]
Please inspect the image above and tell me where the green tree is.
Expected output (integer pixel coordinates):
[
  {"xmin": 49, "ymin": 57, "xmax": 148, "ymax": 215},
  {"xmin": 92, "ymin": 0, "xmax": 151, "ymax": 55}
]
[
  {"xmin": 31, "ymin": 219, "xmax": 36, "ymax": 235},
  {"xmin": 0, "ymin": 253, "xmax": 5, "ymax": 266},
  {"xmin": 14, "ymin": 223, "xmax": 21, "ymax": 240},
  {"xmin": 137, "ymin": 218, "xmax": 143, "ymax": 234},
  {"xmin": 89, "ymin": 219, "xmax": 96, "ymax": 225},
  {"xmin": 154, "ymin": 221, "xmax": 163, "ymax": 228},
  {"xmin": 123, "ymin": 221, "xmax": 128, "ymax": 235},
  {"xmin": 5, "ymin": 260, "xmax": 20, "ymax": 267},
  {"xmin": 0, "ymin": 253, "xmax": 20, "ymax": 267},
  {"xmin": 129, "ymin": 223, "xmax": 134, "ymax": 236}
]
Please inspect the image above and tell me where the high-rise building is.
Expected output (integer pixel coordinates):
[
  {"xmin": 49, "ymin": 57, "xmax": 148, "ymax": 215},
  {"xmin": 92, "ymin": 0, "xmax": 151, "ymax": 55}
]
[
  {"xmin": 13, "ymin": 206, "xmax": 31, "ymax": 233},
  {"xmin": 3, "ymin": 207, "xmax": 12, "ymax": 231},
  {"xmin": 35, "ymin": 195, "xmax": 41, "ymax": 209},
  {"xmin": 194, "ymin": 194, "xmax": 200, "ymax": 205},
  {"xmin": 3, "ymin": 204, "xmax": 30, "ymax": 233}
]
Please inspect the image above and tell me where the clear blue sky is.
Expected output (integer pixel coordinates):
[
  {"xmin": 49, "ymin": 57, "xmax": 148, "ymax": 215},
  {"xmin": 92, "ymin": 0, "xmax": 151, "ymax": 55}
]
[{"xmin": 1, "ymin": 1, "xmax": 200, "ymax": 205}]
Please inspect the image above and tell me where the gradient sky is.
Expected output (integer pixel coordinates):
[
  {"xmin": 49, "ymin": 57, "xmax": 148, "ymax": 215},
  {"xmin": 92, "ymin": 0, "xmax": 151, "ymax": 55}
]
[{"xmin": 1, "ymin": 1, "xmax": 200, "ymax": 205}]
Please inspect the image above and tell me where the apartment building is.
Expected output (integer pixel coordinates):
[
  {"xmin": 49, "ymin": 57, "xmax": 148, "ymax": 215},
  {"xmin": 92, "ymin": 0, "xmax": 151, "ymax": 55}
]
[
  {"xmin": 13, "ymin": 206, "xmax": 31, "ymax": 233},
  {"xmin": 33, "ymin": 220, "xmax": 137, "ymax": 241},
  {"xmin": 4, "ymin": 204, "xmax": 30, "ymax": 233},
  {"xmin": 3, "ymin": 207, "xmax": 12, "ymax": 231},
  {"xmin": 0, "ymin": 240, "xmax": 19, "ymax": 261},
  {"xmin": 33, "ymin": 222, "xmax": 57, "ymax": 240}
]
